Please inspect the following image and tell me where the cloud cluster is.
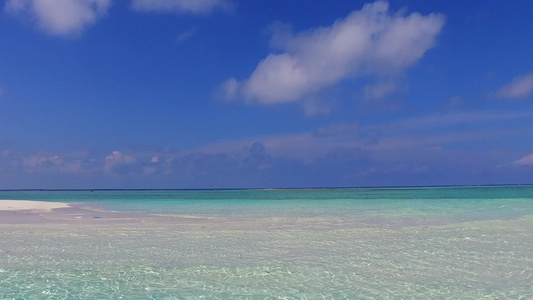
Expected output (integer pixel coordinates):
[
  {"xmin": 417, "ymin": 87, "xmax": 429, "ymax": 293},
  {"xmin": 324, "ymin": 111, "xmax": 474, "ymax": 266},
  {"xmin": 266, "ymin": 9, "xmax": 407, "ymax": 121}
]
[
  {"xmin": 22, "ymin": 153, "xmax": 83, "ymax": 173},
  {"xmin": 2, "ymin": 108, "xmax": 532, "ymax": 188},
  {"xmin": 220, "ymin": 1, "xmax": 444, "ymax": 105},
  {"xmin": 131, "ymin": 0, "xmax": 231, "ymax": 14},
  {"xmin": 5, "ymin": 0, "xmax": 111, "ymax": 37},
  {"xmin": 103, "ymin": 151, "xmax": 137, "ymax": 172},
  {"xmin": 5, "ymin": 0, "xmax": 231, "ymax": 37},
  {"xmin": 494, "ymin": 73, "xmax": 533, "ymax": 99}
]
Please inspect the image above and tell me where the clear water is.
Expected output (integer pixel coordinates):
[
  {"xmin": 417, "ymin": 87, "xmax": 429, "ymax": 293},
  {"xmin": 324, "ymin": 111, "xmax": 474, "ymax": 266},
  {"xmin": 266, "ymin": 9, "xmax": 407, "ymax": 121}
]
[{"xmin": 1, "ymin": 186, "xmax": 532, "ymax": 299}]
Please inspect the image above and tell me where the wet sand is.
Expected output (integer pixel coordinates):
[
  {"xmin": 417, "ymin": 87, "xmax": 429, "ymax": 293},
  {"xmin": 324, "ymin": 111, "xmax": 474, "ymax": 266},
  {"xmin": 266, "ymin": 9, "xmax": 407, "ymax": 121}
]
[
  {"xmin": 0, "ymin": 200, "xmax": 271, "ymax": 230},
  {"xmin": 0, "ymin": 200, "xmax": 206, "ymax": 227}
]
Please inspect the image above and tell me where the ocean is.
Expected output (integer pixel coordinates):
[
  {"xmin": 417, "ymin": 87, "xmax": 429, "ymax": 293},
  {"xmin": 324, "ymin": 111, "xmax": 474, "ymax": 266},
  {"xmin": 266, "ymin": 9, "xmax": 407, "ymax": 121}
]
[{"xmin": 0, "ymin": 186, "xmax": 532, "ymax": 299}]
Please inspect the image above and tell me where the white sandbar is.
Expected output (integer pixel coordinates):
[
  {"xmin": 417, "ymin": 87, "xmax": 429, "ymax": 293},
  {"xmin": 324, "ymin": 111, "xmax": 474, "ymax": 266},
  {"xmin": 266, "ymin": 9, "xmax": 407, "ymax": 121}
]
[{"xmin": 0, "ymin": 200, "xmax": 70, "ymax": 212}]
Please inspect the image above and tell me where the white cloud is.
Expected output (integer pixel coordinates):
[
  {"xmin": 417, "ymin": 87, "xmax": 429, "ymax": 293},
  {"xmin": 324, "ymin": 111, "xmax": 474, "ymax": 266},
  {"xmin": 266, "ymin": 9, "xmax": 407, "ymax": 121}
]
[
  {"xmin": 215, "ymin": 77, "xmax": 239, "ymax": 101},
  {"xmin": 23, "ymin": 154, "xmax": 62, "ymax": 167},
  {"xmin": 220, "ymin": 1, "xmax": 444, "ymax": 105},
  {"xmin": 131, "ymin": 0, "xmax": 231, "ymax": 14},
  {"xmin": 514, "ymin": 153, "xmax": 533, "ymax": 166},
  {"xmin": 5, "ymin": 0, "xmax": 110, "ymax": 37},
  {"xmin": 21, "ymin": 154, "xmax": 83, "ymax": 173},
  {"xmin": 494, "ymin": 73, "xmax": 533, "ymax": 99},
  {"xmin": 104, "ymin": 151, "xmax": 136, "ymax": 172}
]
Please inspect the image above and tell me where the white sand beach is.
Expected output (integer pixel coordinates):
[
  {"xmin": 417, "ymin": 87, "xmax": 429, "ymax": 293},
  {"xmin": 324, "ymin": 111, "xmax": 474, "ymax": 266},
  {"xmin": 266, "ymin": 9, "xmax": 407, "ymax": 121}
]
[{"xmin": 0, "ymin": 200, "xmax": 70, "ymax": 212}]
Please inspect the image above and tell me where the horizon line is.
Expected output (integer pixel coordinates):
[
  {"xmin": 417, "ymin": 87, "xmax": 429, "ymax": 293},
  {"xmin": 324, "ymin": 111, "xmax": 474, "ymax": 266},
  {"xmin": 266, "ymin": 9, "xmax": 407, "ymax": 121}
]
[{"xmin": 1, "ymin": 183, "xmax": 532, "ymax": 192}]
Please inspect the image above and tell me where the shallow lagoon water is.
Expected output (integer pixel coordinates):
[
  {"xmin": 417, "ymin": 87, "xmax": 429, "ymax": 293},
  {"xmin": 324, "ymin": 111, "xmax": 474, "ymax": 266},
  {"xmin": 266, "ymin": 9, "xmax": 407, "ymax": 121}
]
[{"xmin": 1, "ymin": 186, "xmax": 532, "ymax": 299}]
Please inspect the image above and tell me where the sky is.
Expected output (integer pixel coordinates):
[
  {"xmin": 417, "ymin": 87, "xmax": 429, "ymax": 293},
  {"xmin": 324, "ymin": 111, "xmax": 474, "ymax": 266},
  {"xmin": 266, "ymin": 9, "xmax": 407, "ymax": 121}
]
[{"xmin": 1, "ymin": 0, "xmax": 532, "ymax": 189}]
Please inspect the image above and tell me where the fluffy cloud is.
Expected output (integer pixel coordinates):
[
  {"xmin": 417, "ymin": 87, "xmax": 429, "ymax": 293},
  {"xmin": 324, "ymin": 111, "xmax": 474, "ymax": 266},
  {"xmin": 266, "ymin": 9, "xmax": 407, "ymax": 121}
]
[
  {"xmin": 514, "ymin": 153, "xmax": 533, "ymax": 166},
  {"xmin": 220, "ymin": 1, "xmax": 444, "ymax": 105},
  {"xmin": 131, "ymin": 0, "xmax": 231, "ymax": 14},
  {"xmin": 5, "ymin": 0, "xmax": 110, "ymax": 37},
  {"xmin": 494, "ymin": 73, "xmax": 533, "ymax": 99},
  {"xmin": 103, "ymin": 151, "xmax": 136, "ymax": 172}
]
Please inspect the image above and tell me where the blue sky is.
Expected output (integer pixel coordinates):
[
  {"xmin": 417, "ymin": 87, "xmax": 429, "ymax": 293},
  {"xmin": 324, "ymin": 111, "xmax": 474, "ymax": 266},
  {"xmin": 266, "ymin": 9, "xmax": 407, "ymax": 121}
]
[{"xmin": 1, "ymin": 0, "xmax": 532, "ymax": 189}]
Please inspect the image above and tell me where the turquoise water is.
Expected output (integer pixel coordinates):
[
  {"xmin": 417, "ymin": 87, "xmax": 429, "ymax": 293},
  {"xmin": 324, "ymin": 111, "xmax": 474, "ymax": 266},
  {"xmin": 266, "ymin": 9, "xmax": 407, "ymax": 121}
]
[
  {"xmin": 2, "ymin": 186, "xmax": 532, "ymax": 219},
  {"xmin": 1, "ymin": 186, "xmax": 532, "ymax": 299}
]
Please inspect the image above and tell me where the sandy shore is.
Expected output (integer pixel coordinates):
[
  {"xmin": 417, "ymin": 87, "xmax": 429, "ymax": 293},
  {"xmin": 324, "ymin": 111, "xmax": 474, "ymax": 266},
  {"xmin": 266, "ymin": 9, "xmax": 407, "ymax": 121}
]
[
  {"xmin": 0, "ymin": 200, "xmax": 223, "ymax": 228},
  {"xmin": 0, "ymin": 200, "xmax": 70, "ymax": 212}
]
